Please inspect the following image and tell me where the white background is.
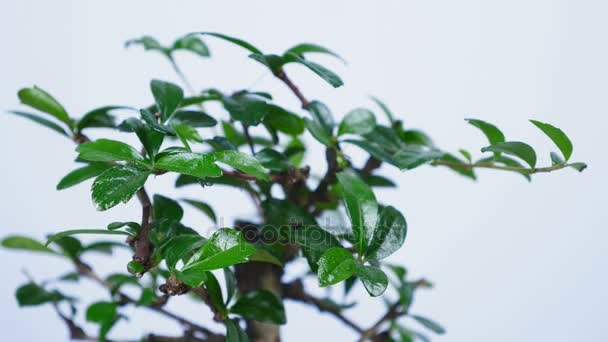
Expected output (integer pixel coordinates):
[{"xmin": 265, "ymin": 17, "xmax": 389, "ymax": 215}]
[{"xmin": 1, "ymin": 1, "xmax": 606, "ymax": 341}]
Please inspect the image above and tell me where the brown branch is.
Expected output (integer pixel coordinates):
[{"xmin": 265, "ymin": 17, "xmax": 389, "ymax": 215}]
[
  {"xmin": 361, "ymin": 157, "xmax": 382, "ymax": 176},
  {"xmin": 283, "ymin": 280, "xmax": 364, "ymax": 334},
  {"xmin": 275, "ymin": 70, "xmax": 310, "ymax": 108},
  {"xmin": 308, "ymin": 147, "xmax": 340, "ymax": 211},
  {"xmin": 241, "ymin": 123, "xmax": 256, "ymax": 155},
  {"xmin": 75, "ymin": 260, "xmax": 223, "ymax": 340},
  {"xmin": 134, "ymin": 188, "xmax": 153, "ymax": 266}
]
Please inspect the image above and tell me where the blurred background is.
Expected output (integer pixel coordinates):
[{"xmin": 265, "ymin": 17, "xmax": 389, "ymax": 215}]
[{"xmin": 1, "ymin": 1, "xmax": 606, "ymax": 341}]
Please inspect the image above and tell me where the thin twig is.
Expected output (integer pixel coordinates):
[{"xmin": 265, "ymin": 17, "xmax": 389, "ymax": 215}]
[
  {"xmin": 241, "ymin": 123, "xmax": 256, "ymax": 155},
  {"xmin": 275, "ymin": 70, "xmax": 310, "ymax": 108},
  {"xmin": 431, "ymin": 160, "xmax": 581, "ymax": 174},
  {"xmin": 134, "ymin": 188, "xmax": 153, "ymax": 266}
]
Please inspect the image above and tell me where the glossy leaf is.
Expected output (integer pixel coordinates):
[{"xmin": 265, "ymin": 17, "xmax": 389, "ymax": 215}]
[
  {"xmin": 153, "ymin": 194, "xmax": 184, "ymax": 223},
  {"xmin": 256, "ymin": 148, "xmax": 289, "ymax": 171},
  {"xmin": 466, "ymin": 118, "xmax": 505, "ymax": 145},
  {"xmin": 46, "ymin": 229, "xmax": 132, "ymax": 247},
  {"xmin": 284, "ymin": 43, "xmax": 345, "ymax": 62},
  {"xmin": 173, "ymin": 35, "xmax": 210, "ymax": 57},
  {"xmin": 285, "ymin": 53, "xmax": 343, "ymax": 87},
  {"xmin": 411, "ymin": 315, "xmax": 446, "ymax": 334},
  {"xmin": 86, "ymin": 301, "xmax": 117, "ymax": 323},
  {"xmin": 77, "ymin": 106, "xmax": 129, "ymax": 131},
  {"xmin": 16, "ymin": 283, "xmax": 66, "ymax": 307},
  {"xmin": 140, "ymin": 108, "xmax": 175, "ymax": 136},
  {"xmin": 230, "ymin": 290, "xmax": 286, "ymax": 325},
  {"xmin": 150, "ymin": 80, "xmax": 184, "ymax": 121},
  {"xmin": 7, "ymin": 110, "xmax": 69, "ymax": 136},
  {"xmin": 366, "ymin": 206, "xmax": 407, "ymax": 260},
  {"xmin": 155, "ymin": 151, "xmax": 222, "ymax": 178},
  {"xmin": 182, "ymin": 228, "xmax": 256, "ymax": 272},
  {"xmin": 222, "ymin": 94, "xmax": 269, "ymax": 126},
  {"xmin": 212, "ymin": 150, "xmax": 270, "ymax": 181},
  {"xmin": 118, "ymin": 117, "xmax": 164, "ymax": 158},
  {"xmin": 317, "ymin": 247, "xmax": 357, "ymax": 287},
  {"xmin": 356, "ymin": 264, "xmax": 388, "ymax": 297},
  {"xmin": 2, "ymin": 235, "xmax": 57, "ymax": 254},
  {"xmin": 195, "ymin": 32, "xmax": 263, "ymax": 55},
  {"xmin": 169, "ymin": 110, "xmax": 217, "ymax": 127},
  {"xmin": 481, "ymin": 141, "xmax": 537, "ymax": 168},
  {"xmin": 338, "ymin": 108, "xmax": 377, "ymax": 136},
  {"xmin": 76, "ymin": 139, "xmax": 143, "ymax": 163},
  {"xmin": 304, "ymin": 117, "xmax": 333, "ymax": 146},
  {"xmin": 336, "ymin": 169, "xmax": 379, "ymax": 254},
  {"xmin": 56, "ymin": 163, "xmax": 112, "ymax": 190},
  {"xmin": 530, "ymin": 120, "xmax": 573, "ymax": 161},
  {"xmin": 370, "ymin": 96, "xmax": 395, "ymax": 123},
  {"xmin": 92, "ymin": 165, "xmax": 151, "ymax": 211},
  {"xmin": 17, "ymin": 86, "xmax": 71, "ymax": 125},
  {"xmin": 307, "ymin": 100, "xmax": 335, "ymax": 134},
  {"xmin": 263, "ymin": 105, "xmax": 305, "ymax": 135}
]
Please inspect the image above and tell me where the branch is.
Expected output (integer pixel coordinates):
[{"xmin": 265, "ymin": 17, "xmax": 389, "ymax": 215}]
[
  {"xmin": 134, "ymin": 188, "xmax": 153, "ymax": 266},
  {"xmin": 431, "ymin": 160, "xmax": 582, "ymax": 174},
  {"xmin": 275, "ymin": 70, "xmax": 310, "ymax": 108},
  {"xmin": 308, "ymin": 147, "xmax": 340, "ymax": 212},
  {"xmin": 283, "ymin": 280, "xmax": 363, "ymax": 334},
  {"xmin": 75, "ymin": 260, "xmax": 223, "ymax": 340},
  {"xmin": 241, "ymin": 123, "xmax": 256, "ymax": 155}
]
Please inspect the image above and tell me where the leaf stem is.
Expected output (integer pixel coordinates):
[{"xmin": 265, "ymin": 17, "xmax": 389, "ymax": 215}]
[{"xmin": 431, "ymin": 160, "xmax": 580, "ymax": 174}]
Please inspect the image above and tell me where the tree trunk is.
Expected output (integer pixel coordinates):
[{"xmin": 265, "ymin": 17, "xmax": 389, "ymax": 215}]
[{"xmin": 235, "ymin": 261, "xmax": 283, "ymax": 342}]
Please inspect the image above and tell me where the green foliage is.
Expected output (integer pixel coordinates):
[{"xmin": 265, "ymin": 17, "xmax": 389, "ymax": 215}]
[{"xmin": 3, "ymin": 31, "xmax": 587, "ymax": 342}]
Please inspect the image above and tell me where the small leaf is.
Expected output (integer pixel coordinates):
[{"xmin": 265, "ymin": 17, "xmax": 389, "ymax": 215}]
[
  {"xmin": 255, "ymin": 148, "xmax": 289, "ymax": 171},
  {"xmin": 155, "ymin": 151, "xmax": 222, "ymax": 179},
  {"xmin": 285, "ymin": 53, "xmax": 343, "ymax": 87},
  {"xmin": 46, "ymin": 229, "xmax": 132, "ymax": 247},
  {"xmin": 284, "ymin": 43, "xmax": 345, "ymax": 63},
  {"xmin": 125, "ymin": 36, "xmax": 167, "ymax": 53},
  {"xmin": 76, "ymin": 139, "xmax": 143, "ymax": 163},
  {"xmin": 159, "ymin": 235, "xmax": 206, "ymax": 270},
  {"xmin": 173, "ymin": 35, "xmax": 210, "ymax": 57},
  {"xmin": 7, "ymin": 111, "xmax": 69, "ymax": 136},
  {"xmin": 2, "ymin": 235, "xmax": 57, "ymax": 254},
  {"xmin": 173, "ymin": 124, "xmax": 202, "ymax": 150},
  {"xmin": 118, "ymin": 117, "xmax": 164, "ymax": 158},
  {"xmin": 230, "ymin": 290, "xmax": 286, "ymax": 325},
  {"xmin": 317, "ymin": 247, "xmax": 357, "ymax": 287},
  {"xmin": 77, "ymin": 106, "xmax": 129, "ymax": 131},
  {"xmin": 569, "ymin": 162, "xmax": 588, "ymax": 172},
  {"xmin": 86, "ymin": 301, "xmax": 118, "ymax": 323},
  {"xmin": 370, "ymin": 96, "xmax": 395, "ymax": 123},
  {"xmin": 481, "ymin": 141, "xmax": 537, "ymax": 168},
  {"xmin": 411, "ymin": 315, "xmax": 446, "ymax": 334},
  {"xmin": 150, "ymin": 80, "xmax": 184, "ymax": 121},
  {"xmin": 181, "ymin": 199, "xmax": 217, "ymax": 223},
  {"xmin": 249, "ymin": 54, "xmax": 286, "ymax": 74},
  {"xmin": 262, "ymin": 105, "xmax": 304, "ymax": 135},
  {"xmin": 356, "ymin": 264, "xmax": 388, "ymax": 297},
  {"xmin": 304, "ymin": 117, "xmax": 333, "ymax": 146},
  {"xmin": 17, "ymin": 86, "xmax": 71, "ymax": 125},
  {"xmin": 140, "ymin": 108, "xmax": 176, "ymax": 136},
  {"xmin": 212, "ymin": 150, "xmax": 270, "ymax": 181},
  {"xmin": 338, "ymin": 108, "xmax": 377, "ymax": 136},
  {"xmin": 365, "ymin": 206, "xmax": 407, "ymax": 260},
  {"xmin": 550, "ymin": 152, "xmax": 564, "ymax": 165},
  {"xmin": 56, "ymin": 163, "xmax": 112, "ymax": 190},
  {"xmin": 306, "ymin": 101, "xmax": 335, "ymax": 133},
  {"xmin": 195, "ymin": 32, "xmax": 263, "ymax": 55},
  {"xmin": 92, "ymin": 165, "xmax": 151, "ymax": 211},
  {"xmin": 466, "ymin": 119, "xmax": 505, "ymax": 145},
  {"xmin": 336, "ymin": 169, "xmax": 379, "ymax": 254},
  {"xmin": 226, "ymin": 319, "xmax": 249, "ymax": 342},
  {"xmin": 182, "ymin": 228, "xmax": 256, "ymax": 273},
  {"xmin": 530, "ymin": 119, "xmax": 573, "ymax": 161},
  {"xmin": 169, "ymin": 110, "xmax": 217, "ymax": 127},
  {"xmin": 153, "ymin": 194, "xmax": 184, "ymax": 223},
  {"xmin": 222, "ymin": 94, "xmax": 269, "ymax": 126},
  {"xmin": 16, "ymin": 283, "xmax": 66, "ymax": 307}
]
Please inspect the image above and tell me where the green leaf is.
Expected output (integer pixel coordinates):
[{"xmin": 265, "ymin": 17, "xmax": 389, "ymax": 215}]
[
  {"xmin": 56, "ymin": 163, "xmax": 112, "ymax": 190},
  {"xmin": 466, "ymin": 118, "xmax": 505, "ymax": 145},
  {"xmin": 366, "ymin": 206, "xmax": 407, "ymax": 260},
  {"xmin": 317, "ymin": 247, "xmax": 357, "ymax": 287},
  {"xmin": 153, "ymin": 194, "xmax": 184, "ymax": 223},
  {"xmin": 338, "ymin": 108, "xmax": 377, "ymax": 136},
  {"xmin": 230, "ymin": 290, "xmax": 286, "ymax": 325},
  {"xmin": 285, "ymin": 53, "xmax": 343, "ymax": 87},
  {"xmin": 46, "ymin": 229, "xmax": 132, "ymax": 247},
  {"xmin": 77, "ymin": 106, "xmax": 129, "ymax": 131},
  {"xmin": 569, "ymin": 162, "xmax": 588, "ymax": 172},
  {"xmin": 182, "ymin": 228, "xmax": 256, "ymax": 273},
  {"xmin": 284, "ymin": 43, "xmax": 345, "ymax": 63},
  {"xmin": 86, "ymin": 301, "xmax": 118, "ymax": 323},
  {"xmin": 195, "ymin": 32, "xmax": 263, "ymax": 55},
  {"xmin": 355, "ymin": 264, "xmax": 388, "ymax": 297},
  {"xmin": 399, "ymin": 129, "xmax": 434, "ymax": 146},
  {"xmin": 2, "ymin": 235, "xmax": 57, "ymax": 254},
  {"xmin": 51, "ymin": 236, "xmax": 83, "ymax": 258},
  {"xmin": 17, "ymin": 86, "xmax": 71, "ymax": 125},
  {"xmin": 125, "ymin": 36, "xmax": 167, "ymax": 53},
  {"xmin": 173, "ymin": 124, "xmax": 203, "ymax": 150},
  {"xmin": 222, "ymin": 94, "xmax": 269, "ymax": 126},
  {"xmin": 370, "ymin": 96, "xmax": 395, "ymax": 123},
  {"xmin": 249, "ymin": 54, "xmax": 286, "ymax": 74},
  {"xmin": 550, "ymin": 152, "xmax": 564, "ymax": 165},
  {"xmin": 226, "ymin": 319, "xmax": 249, "ymax": 342},
  {"xmin": 181, "ymin": 199, "xmax": 217, "ymax": 223},
  {"xmin": 411, "ymin": 315, "xmax": 446, "ymax": 334},
  {"xmin": 76, "ymin": 139, "xmax": 143, "ymax": 163},
  {"xmin": 168, "ymin": 110, "xmax": 217, "ymax": 127},
  {"xmin": 438, "ymin": 154, "xmax": 477, "ymax": 180},
  {"xmin": 336, "ymin": 169, "xmax": 379, "ymax": 254},
  {"xmin": 256, "ymin": 148, "xmax": 289, "ymax": 171},
  {"xmin": 155, "ymin": 151, "xmax": 222, "ymax": 179},
  {"xmin": 172, "ymin": 35, "xmax": 210, "ymax": 57},
  {"xmin": 92, "ymin": 165, "xmax": 151, "ymax": 211},
  {"xmin": 160, "ymin": 234, "xmax": 207, "ymax": 270},
  {"xmin": 262, "ymin": 105, "xmax": 305, "ymax": 135},
  {"xmin": 304, "ymin": 117, "xmax": 333, "ymax": 146},
  {"xmin": 150, "ymin": 80, "xmax": 184, "ymax": 121},
  {"xmin": 16, "ymin": 283, "xmax": 66, "ymax": 307},
  {"xmin": 118, "ymin": 117, "xmax": 164, "ymax": 158},
  {"xmin": 307, "ymin": 101, "xmax": 335, "ymax": 134},
  {"xmin": 137, "ymin": 288, "xmax": 156, "ymax": 306},
  {"xmin": 140, "ymin": 108, "xmax": 176, "ymax": 136},
  {"xmin": 224, "ymin": 268, "xmax": 237, "ymax": 305},
  {"xmin": 479, "ymin": 155, "xmax": 532, "ymax": 181},
  {"xmin": 530, "ymin": 120, "xmax": 573, "ymax": 161},
  {"xmin": 212, "ymin": 150, "xmax": 269, "ymax": 181},
  {"xmin": 481, "ymin": 141, "xmax": 537, "ymax": 168},
  {"xmin": 204, "ymin": 271, "xmax": 226, "ymax": 313},
  {"xmin": 7, "ymin": 111, "xmax": 69, "ymax": 136},
  {"xmin": 127, "ymin": 260, "xmax": 145, "ymax": 275}
]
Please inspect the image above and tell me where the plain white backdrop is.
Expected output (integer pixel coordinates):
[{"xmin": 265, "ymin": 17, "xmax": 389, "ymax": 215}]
[{"xmin": 1, "ymin": 1, "xmax": 606, "ymax": 341}]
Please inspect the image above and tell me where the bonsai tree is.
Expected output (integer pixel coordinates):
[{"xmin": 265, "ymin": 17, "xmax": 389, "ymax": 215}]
[{"xmin": 2, "ymin": 32, "xmax": 587, "ymax": 342}]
